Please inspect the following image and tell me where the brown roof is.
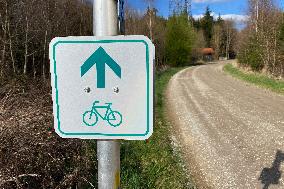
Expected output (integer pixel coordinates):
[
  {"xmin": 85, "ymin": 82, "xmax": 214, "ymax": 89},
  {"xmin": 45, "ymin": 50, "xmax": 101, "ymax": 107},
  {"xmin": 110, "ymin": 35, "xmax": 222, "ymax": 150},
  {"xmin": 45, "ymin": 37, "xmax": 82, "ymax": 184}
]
[{"xmin": 201, "ymin": 48, "xmax": 215, "ymax": 55}]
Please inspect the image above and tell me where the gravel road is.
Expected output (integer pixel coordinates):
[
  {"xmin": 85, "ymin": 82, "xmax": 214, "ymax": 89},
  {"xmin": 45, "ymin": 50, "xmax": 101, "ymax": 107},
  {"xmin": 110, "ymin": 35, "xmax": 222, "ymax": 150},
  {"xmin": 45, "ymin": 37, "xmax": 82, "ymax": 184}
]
[{"xmin": 166, "ymin": 61, "xmax": 284, "ymax": 189}]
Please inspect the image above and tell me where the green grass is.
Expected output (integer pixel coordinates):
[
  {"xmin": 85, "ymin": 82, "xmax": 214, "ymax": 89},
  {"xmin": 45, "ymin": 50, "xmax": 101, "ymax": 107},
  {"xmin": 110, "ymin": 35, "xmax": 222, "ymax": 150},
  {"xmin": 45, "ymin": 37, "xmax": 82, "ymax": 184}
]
[
  {"xmin": 224, "ymin": 64, "xmax": 284, "ymax": 95},
  {"xmin": 120, "ymin": 67, "xmax": 195, "ymax": 189}
]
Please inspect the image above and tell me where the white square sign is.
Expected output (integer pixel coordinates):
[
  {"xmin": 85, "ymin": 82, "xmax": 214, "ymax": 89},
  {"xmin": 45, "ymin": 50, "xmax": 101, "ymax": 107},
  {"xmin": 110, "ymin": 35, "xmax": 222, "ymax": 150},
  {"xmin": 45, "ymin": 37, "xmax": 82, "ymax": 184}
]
[{"xmin": 49, "ymin": 36, "xmax": 154, "ymax": 140}]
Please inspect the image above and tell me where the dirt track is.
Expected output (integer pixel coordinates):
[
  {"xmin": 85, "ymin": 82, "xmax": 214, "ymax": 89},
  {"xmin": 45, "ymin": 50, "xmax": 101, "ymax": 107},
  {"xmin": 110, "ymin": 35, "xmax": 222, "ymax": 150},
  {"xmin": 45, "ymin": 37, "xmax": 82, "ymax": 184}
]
[{"xmin": 166, "ymin": 61, "xmax": 284, "ymax": 189}]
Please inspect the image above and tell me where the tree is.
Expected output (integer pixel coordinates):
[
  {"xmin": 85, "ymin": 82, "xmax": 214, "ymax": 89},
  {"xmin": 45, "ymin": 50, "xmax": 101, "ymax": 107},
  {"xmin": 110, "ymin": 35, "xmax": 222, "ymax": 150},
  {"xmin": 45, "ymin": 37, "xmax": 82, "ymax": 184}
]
[
  {"xmin": 165, "ymin": 13, "xmax": 195, "ymax": 66},
  {"xmin": 238, "ymin": 0, "xmax": 283, "ymax": 76},
  {"xmin": 238, "ymin": 35, "xmax": 264, "ymax": 71},
  {"xmin": 201, "ymin": 6, "xmax": 214, "ymax": 47},
  {"xmin": 0, "ymin": 0, "xmax": 8, "ymax": 77},
  {"xmin": 224, "ymin": 20, "xmax": 235, "ymax": 59},
  {"xmin": 125, "ymin": 4, "xmax": 167, "ymax": 67},
  {"xmin": 192, "ymin": 30, "xmax": 206, "ymax": 61},
  {"xmin": 144, "ymin": 0, "xmax": 155, "ymax": 41},
  {"xmin": 212, "ymin": 15, "xmax": 223, "ymax": 59},
  {"xmin": 152, "ymin": 16, "xmax": 167, "ymax": 67},
  {"xmin": 278, "ymin": 13, "xmax": 284, "ymax": 76},
  {"xmin": 279, "ymin": 13, "xmax": 284, "ymax": 52},
  {"xmin": 145, "ymin": 7, "xmax": 157, "ymax": 41},
  {"xmin": 0, "ymin": 0, "xmax": 92, "ymax": 79},
  {"xmin": 125, "ymin": 7, "xmax": 147, "ymax": 35}
]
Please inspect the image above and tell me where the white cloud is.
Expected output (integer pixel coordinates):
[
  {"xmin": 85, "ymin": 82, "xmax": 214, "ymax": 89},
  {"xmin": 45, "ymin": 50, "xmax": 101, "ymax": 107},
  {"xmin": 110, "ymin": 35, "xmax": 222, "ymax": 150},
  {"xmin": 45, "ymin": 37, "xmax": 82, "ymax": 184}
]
[
  {"xmin": 220, "ymin": 14, "xmax": 248, "ymax": 22},
  {"xmin": 192, "ymin": 12, "xmax": 248, "ymax": 23},
  {"xmin": 192, "ymin": 14, "xmax": 204, "ymax": 20}
]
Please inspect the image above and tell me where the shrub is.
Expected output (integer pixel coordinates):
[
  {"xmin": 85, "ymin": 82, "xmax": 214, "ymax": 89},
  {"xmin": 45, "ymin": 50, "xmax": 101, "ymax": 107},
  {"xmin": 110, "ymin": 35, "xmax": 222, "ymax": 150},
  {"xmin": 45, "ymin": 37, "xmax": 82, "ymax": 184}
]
[
  {"xmin": 238, "ymin": 36, "xmax": 264, "ymax": 71},
  {"xmin": 165, "ymin": 13, "xmax": 195, "ymax": 67}
]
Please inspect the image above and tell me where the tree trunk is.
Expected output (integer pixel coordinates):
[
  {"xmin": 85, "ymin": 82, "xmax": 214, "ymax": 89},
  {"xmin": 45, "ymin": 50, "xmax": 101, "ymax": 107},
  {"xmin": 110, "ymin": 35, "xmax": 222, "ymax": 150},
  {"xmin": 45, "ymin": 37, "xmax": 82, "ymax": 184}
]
[
  {"xmin": 24, "ymin": 16, "xmax": 29, "ymax": 75},
  {"xmin": 8, "ymin": 22, "xmax": 16, "ymax": 74},
  {"xmin": 80, "ymin": 12, "xmax": 83, "ymax": 35},
  {"xmin": 255, "ymin": 0, "xmax": 259, "ymax": 33},
  {"xmin": 272, "ymin": 28, "xmax": 277, "ymax": 74},
  {"xmin": 149, "ymin": 11, "xmax": 153, "ymax": 41},
  {"xmin": 42, "ymin": 30, "xmax": 48, "ymax": 80},
  {"xmin": 33, "ymin": 53, "xmax": 36, "ymax": 78},
  {"xmin": 226, "ymin": 25, "xmax": 231, "ymax": 60},
  {"xmin": 1, "ymin": 2, "xmax": 8, "ymax": 77}
]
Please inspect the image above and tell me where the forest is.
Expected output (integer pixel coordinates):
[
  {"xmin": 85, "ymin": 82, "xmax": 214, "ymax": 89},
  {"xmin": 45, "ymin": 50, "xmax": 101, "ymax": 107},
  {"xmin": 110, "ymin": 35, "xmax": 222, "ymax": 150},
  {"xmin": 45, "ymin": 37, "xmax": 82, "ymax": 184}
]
[
  {"xmin": 0, "ymin": 0, "xmax": 238, "ymax": 80},
  {"xmin": 0, "ymin": 0, "xmax": 283, "ymax": 79},
  {"xmin": 0, "ymin": 0, "xmax": 93, "ymax": 80},
  {"xmin": 238, "ymin": 0, "xmax": 284, "ymax": 77}
]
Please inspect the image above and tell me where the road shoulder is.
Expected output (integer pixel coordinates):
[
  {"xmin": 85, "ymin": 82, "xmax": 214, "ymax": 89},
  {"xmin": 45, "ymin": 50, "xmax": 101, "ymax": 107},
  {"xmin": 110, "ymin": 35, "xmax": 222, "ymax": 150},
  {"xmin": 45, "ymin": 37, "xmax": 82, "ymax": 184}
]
[
  {"xmin": 165, "ymin": 67, "xmax": 212, "ymax": 189},
  {"xmin": 223, "ymin": 62, "xmax": 284, "ymax": 95}
]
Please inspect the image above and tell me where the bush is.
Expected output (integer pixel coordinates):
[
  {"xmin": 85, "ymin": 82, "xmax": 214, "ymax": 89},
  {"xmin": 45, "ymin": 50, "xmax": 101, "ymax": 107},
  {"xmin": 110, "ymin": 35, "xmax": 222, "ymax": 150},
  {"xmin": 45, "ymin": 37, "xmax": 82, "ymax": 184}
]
[
  {"xmin": 238, "ymin": 36, "xmax": 264, "ymax": 71},
  {"xmin": 0, "ymin": 79, "xmax": 96, "ymax": 188},
  {"xmin": 165, "ymin": 13, "xmax": 195, "ymax": 67},
  {"xmin": 279, "ymin": 14, "xmax": 284, "ymax": 52}
]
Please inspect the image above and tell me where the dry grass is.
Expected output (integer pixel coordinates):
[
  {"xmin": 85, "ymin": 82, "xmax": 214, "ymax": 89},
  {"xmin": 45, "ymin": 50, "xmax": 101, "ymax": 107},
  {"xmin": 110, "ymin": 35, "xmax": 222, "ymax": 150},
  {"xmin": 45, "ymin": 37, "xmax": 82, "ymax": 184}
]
[
  {"xmin": 0, "ymin": 78, "xmax": 96, "ymax": 189},
  {"xmin": 224, "ymin": 64, "xmax": 284, "ymax": 95}
]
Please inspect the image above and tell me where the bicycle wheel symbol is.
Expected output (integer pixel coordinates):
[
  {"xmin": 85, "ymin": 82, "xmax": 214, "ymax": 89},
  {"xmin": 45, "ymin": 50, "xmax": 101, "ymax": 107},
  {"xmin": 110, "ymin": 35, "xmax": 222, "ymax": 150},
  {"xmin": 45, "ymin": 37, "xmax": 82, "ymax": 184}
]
[
  {"xmin": 83, "ymin": 111, "xmax": 98, "ymax": 126},
  {"xmin": 107, "ymin": 111, "xmax": 122, "ymax": 127},
  {"xmin": 82, "ymin": 101, "xmax": 123, "ymax": 127}
]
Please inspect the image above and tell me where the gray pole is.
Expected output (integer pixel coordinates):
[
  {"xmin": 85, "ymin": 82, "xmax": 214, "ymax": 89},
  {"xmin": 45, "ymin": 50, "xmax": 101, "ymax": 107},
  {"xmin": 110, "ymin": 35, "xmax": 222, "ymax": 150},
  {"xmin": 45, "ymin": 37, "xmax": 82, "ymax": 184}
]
[
  {"xmin": 93, "ymin": 0, "xmax": 120, "ymax": 189},
  {"xmin": 93, "ymin": 0, "xmax": 118, "ymax": 36},
  {"xmin": 97, "ymin": 140, "xmax": 120, "ymax": 189}
]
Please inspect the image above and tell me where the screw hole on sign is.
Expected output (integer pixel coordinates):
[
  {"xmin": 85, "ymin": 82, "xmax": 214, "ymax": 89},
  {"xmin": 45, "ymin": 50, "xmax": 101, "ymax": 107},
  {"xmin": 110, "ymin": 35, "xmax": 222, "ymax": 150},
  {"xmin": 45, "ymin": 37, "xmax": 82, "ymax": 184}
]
[
  {"xmin": 113, "ymin": 87, "xmax": 119, "ymax": 93},
  {"xmin": 84, "ymin": 87, "xmax": 91, "ymax": 93}
]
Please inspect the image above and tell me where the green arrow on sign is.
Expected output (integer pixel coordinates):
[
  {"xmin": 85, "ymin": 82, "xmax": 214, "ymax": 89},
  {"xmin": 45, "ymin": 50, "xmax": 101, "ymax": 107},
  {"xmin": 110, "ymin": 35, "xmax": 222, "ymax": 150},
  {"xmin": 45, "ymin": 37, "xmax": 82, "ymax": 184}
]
[{"xmin": 81, "ymin": 47, "xmax": 121, "ymax": 88}]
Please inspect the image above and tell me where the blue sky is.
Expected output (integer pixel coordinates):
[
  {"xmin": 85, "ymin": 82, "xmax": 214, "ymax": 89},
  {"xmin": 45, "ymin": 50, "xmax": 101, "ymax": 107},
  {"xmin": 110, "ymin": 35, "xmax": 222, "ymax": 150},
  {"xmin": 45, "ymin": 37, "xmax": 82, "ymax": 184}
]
[
  {"xmin": 128, "ymin": 0, "xmax": 247, "ymax": 18},
  {"xmin": 127, "ymin": 0, "xmax": 284, "ymax": 28}
]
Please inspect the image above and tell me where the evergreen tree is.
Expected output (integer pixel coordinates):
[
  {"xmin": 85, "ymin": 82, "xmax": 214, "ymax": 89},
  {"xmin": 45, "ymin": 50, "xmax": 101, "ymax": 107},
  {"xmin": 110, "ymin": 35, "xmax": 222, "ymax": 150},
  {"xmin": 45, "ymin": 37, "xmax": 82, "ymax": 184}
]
[
  {"xmin": 201, "ymin": 6, "xmax": 214, "ymax": 47},
  {"xmin": 193, "ymin": 18, "xmax": 202, "ymax": 30},
  {"xmin": 216, "ymin": 13, "xmax": 224, "ymax": 25}
]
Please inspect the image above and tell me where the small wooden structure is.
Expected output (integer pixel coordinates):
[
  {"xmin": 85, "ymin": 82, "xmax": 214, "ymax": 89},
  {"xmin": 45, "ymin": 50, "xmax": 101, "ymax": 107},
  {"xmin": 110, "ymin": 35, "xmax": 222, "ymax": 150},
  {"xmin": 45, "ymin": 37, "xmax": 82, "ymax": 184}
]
[{"xmin": 201, "ymin": 48, "xmax": 214, "ymax": 61}]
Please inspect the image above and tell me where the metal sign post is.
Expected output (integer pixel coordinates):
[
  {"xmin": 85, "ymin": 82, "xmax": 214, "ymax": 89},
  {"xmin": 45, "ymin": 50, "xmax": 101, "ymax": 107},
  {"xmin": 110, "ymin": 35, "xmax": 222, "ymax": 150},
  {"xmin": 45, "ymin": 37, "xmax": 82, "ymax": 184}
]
[
  {"xmin": 97, "ymin": 140, "xmax": 120, "ymax": 189},
  {"xmin": 94, "ymin": 0, "xmax": 120, "ymax": 188},
  {"xmin": 49, "ymin": 0, "xmax": 153, "ymax": 188}
]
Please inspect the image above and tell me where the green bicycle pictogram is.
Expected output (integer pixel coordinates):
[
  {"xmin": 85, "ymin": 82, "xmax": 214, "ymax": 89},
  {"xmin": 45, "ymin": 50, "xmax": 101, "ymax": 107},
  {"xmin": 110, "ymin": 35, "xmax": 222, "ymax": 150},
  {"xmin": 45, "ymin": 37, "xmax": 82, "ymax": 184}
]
[{"xmin": 83, "ymin": 101, "xmax": 122, "ymax": 127}]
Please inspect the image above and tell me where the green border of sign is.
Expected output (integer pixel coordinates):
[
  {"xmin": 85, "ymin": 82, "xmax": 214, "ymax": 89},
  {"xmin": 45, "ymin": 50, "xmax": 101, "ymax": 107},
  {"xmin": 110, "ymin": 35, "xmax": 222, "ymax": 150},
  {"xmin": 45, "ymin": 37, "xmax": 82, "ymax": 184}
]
[{"xmin": 52, "ymin": 39, "xmax": 151, "ymax": 137}]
